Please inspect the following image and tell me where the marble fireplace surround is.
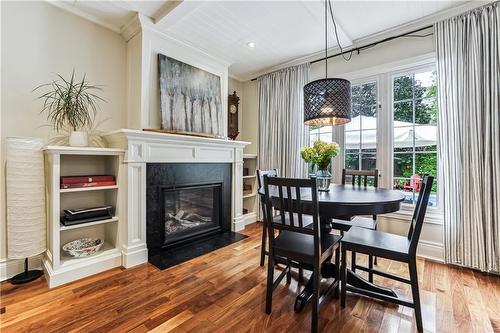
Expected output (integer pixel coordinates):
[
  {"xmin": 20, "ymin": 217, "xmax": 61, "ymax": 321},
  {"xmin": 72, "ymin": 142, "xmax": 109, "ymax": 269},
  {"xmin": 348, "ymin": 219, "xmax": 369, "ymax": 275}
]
[{"xmin": 103, "ymin": 129, "xmax": 249, "ymax": 268}]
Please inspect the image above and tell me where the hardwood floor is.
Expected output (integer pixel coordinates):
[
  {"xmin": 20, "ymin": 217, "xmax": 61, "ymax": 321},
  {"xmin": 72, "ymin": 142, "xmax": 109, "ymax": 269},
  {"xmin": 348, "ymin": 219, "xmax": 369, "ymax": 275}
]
[{"xmin": 1, "ymin": 222, "xmax": 499, "ymax": 333}]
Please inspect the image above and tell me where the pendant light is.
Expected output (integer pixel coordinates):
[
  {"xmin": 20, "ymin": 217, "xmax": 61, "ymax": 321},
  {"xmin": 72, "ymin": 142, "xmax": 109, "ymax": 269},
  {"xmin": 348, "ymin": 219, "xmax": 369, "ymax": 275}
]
[{"xmin": 304, "ymin": 0, "xmax": 351, "ymax": 126}]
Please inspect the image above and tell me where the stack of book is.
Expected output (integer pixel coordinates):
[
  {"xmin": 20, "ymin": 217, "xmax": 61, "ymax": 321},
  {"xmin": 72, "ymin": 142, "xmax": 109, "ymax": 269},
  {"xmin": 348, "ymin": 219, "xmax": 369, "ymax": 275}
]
[
  {"xmin": 60, "ymin": 175, "xmax": 116, "ymax": 189},
  {"xmin": 61, "ymin": 206, "xmax": 113, "ymax": 226}
]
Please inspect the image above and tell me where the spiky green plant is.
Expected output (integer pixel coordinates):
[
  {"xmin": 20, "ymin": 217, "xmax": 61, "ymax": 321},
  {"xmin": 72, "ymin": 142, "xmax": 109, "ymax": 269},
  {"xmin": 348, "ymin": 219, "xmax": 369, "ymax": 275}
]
[{"xmin": 34, "ymin": 70, "xmax": 105, "ymax": 132}]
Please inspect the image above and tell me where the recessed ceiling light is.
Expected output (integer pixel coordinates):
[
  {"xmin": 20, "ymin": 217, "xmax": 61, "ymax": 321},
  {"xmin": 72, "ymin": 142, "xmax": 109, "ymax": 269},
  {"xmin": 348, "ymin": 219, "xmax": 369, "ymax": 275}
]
[{"xmin": 246, "ymin": 41, "xmax": 256, "ymax": 48}]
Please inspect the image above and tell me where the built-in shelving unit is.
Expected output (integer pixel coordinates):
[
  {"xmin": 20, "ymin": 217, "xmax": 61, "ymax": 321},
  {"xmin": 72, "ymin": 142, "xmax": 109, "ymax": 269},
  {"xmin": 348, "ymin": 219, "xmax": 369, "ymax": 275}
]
[
  {"xmin": 242, "ymin": 154, "xmax": 258, "ymax": 225},
  {"xmin": 43, "ymin": 146, "xmax": 125, "ymax": 288}
]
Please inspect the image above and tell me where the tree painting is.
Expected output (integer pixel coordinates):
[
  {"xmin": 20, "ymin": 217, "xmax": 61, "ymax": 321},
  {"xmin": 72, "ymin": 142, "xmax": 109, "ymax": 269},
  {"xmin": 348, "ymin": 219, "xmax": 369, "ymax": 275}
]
[{"xmin": 158, "ymin": 54, "xmax": 223, "ymax": 136}]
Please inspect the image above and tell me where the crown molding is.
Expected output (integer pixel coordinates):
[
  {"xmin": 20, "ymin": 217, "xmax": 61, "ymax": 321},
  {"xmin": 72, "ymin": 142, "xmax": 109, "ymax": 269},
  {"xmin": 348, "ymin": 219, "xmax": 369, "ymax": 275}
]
[
  {"xmin": 120, "ymin": 12, "xmax": 144, "ymax": 42},
  {"xmin": 45, "ymin": 0, "xmax": 121, "ymax": 33}
]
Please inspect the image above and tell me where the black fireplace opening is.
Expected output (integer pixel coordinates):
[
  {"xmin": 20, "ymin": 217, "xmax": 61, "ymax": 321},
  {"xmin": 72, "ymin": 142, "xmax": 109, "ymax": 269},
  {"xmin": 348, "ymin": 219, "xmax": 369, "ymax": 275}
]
[
  {"xmin": 146, "ymin": 163, "xmax": 233, "ymax": 251},
  {"xmin": 162, "ymin": 183, "xmax": 221, "ymax": 246}
]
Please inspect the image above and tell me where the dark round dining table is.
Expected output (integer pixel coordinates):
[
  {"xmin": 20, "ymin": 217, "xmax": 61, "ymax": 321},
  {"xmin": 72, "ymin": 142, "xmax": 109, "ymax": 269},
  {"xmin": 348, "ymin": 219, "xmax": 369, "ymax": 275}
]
[{"xmin": 260, "ymin": 183, "xmax": 406, "ymax": 312}]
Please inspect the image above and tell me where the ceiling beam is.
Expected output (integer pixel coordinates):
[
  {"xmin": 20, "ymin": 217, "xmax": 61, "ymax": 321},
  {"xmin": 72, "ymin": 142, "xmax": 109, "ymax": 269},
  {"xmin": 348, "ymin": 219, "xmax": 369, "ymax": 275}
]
[
  {"xmin": 152, "ymin": 0, "xmax": 183, "ymax": 25},
  {"xmin": 152, "ymin": 1, "xmax": 206, "ymax": 29}
]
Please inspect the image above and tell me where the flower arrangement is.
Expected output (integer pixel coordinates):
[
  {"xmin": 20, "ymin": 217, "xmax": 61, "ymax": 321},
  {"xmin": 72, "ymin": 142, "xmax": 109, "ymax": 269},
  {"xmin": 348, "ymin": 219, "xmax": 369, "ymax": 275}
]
[{"xmin": 301, "ymin": 140, "xmax": 340, "ymax": 170}]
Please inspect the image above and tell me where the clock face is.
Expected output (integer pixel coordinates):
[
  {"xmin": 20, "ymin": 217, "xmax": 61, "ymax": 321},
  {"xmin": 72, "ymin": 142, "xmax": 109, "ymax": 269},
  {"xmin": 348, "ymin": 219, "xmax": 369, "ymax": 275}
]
[{"xmin": 230, "ymin": 105, "xmax": 237, "ymax": 114}]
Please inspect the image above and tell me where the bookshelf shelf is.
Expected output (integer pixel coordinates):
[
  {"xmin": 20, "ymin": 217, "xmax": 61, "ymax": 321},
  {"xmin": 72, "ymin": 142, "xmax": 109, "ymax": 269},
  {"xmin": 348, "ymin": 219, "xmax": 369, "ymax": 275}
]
[
  {"xmin": 60, "ymin": 185, "xmax": 118, "ymax": 193},
  {"xmin": 60, "ymin": 217, "xmax": 119, "ymax": 231},
  {"xmin": 242, "ymin": 155, "xmax": 258, "ymax": 226}
]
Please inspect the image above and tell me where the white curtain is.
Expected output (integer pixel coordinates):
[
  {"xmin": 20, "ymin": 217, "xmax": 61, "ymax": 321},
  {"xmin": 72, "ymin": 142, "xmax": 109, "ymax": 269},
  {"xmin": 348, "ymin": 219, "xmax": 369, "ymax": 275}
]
[
  {"xmin": 257, "ymin": 64, "xmax": 310, "ymax": 178},
  {"xmin": 435, "ymin": 2, "xmax": 500, "ymax": 272}
]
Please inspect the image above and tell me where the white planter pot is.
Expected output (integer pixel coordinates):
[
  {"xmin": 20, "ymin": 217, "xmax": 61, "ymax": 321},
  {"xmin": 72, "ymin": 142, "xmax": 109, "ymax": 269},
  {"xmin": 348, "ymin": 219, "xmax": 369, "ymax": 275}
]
[{"xmin": 69, "ymin": 131, "xmax": 89, "ymax": 147}]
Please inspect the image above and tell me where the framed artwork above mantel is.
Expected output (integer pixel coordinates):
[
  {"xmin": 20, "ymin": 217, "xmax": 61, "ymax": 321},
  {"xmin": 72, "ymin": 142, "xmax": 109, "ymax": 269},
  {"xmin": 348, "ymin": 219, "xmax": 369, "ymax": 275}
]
[{"xmin": 158, "ymin": 53, "xmax": 223, "ymax": 138}]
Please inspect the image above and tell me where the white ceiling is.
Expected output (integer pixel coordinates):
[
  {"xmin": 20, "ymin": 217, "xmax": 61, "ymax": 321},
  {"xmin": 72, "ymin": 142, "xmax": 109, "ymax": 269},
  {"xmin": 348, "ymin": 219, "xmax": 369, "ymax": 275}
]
[{"xmin": 56, "ymin": 0, "xmax": 479, "ymax": 81}]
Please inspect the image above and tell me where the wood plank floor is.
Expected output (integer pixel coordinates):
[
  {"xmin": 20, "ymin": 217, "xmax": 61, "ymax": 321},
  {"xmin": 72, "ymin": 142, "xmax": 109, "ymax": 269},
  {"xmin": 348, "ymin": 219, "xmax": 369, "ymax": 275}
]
[{"xmin": 1, "ymin": 223, "xmax": 499, "ymax": 333}]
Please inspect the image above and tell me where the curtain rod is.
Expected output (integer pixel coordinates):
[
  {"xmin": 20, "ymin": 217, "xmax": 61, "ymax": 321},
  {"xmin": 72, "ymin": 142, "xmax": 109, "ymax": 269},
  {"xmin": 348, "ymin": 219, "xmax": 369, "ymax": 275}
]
[{"xmin": 250, "ymin": 24, "xmax": 433, "ymax": 81}]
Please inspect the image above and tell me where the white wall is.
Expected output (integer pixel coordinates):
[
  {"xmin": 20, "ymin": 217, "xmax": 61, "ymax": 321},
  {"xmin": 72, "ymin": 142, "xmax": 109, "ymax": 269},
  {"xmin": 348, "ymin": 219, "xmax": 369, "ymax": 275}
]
[
  {"xmin": 0, "ymin": 1, "xmax": 127, "ymax": 270},
  {"xmin": 310, "ymin": 30, "xmax": 435, "ymax": 79}
]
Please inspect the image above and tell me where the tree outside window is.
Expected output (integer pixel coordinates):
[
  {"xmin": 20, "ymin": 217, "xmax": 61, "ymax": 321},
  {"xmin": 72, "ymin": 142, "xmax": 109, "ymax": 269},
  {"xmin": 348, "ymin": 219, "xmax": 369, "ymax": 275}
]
[{"xmin": 393, "ymin": 70, "xmax": 438, "ymax": 206}]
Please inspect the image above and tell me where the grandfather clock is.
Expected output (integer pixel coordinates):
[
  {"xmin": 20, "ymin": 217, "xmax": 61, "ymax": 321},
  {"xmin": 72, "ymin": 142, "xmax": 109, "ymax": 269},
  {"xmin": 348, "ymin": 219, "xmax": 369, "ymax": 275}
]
[{"xmin": 228, "ymin": 91, "xmax": 240, "ymax": 140}]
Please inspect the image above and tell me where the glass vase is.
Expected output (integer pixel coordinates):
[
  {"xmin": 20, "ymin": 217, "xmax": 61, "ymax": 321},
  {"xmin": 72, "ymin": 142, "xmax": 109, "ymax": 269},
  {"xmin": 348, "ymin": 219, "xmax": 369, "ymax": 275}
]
[{"xmin": 315, "ymin": 168, "xmax": 331, "ymax": 192}]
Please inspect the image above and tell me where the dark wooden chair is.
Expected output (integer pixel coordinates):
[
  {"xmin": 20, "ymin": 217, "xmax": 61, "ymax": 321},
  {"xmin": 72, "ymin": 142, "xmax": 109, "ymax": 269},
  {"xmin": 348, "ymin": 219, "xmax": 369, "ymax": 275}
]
[
  {"xmin": 332, "ymin": 169, "xmax": 379, "ymax": 282},
  {"xmin": 263, "ymin": 176, "xmax": 341, "ymax": 333},
  {"xmin": 257, "ymin": 169, "xmax": 278, "ymax": 267},
  {"xmin": 340, "ymin": 175, "xmax": 434, "ymax": 332}
]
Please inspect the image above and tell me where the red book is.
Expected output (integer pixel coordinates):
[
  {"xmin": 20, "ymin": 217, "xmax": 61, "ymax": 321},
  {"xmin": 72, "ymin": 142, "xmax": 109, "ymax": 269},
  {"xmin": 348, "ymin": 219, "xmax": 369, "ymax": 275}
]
[
  {"xmin": 61, "ymin": 181, "xmax": 116, "ymax": 189},
  {"xmin": 61, "ymin": 175, "xmax": 115, "ymax": 184}
]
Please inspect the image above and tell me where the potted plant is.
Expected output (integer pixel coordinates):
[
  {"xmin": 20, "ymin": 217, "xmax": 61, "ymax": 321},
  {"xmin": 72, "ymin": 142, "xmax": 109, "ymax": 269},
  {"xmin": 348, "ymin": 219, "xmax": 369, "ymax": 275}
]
[
  {"xmin": 34, "ymin": 70, "xmax": 104, "ymax": 147},
  {"xmin": 301, "ymin": 140, "xmax": 340, "ymax": 191}
]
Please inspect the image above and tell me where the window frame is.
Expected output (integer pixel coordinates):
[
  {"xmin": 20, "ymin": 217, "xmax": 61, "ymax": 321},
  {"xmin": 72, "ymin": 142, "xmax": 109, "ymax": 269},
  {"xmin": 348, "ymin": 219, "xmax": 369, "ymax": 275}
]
[
  {"xmin": 344, "ymin": 78, "xmax": 380, "ymax": 174},
  {"xmin": 323, "ymin": 53, "xmax": 443, "ymax": 223},
  {"xmin": 389, "ymin": 64, "xmax": 441, "ymax": 214}
]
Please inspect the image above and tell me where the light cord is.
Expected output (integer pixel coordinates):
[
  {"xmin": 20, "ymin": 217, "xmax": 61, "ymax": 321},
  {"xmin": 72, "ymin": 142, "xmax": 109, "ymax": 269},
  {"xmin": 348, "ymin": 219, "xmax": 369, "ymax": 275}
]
[{"xmin": 328, "ymin": 0, "xmax": 352, "ymax": 61}]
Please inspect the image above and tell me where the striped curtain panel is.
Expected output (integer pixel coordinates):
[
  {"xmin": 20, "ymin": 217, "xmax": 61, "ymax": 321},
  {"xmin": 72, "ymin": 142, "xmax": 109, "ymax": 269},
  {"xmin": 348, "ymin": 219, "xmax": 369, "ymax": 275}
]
[
  {"xmin": 435, "ymin": 2, "xmax": 500, "ymax": 273},
  {"xmin": 257, "ymin": 64, "xmax": 310, "ymax": 178}
]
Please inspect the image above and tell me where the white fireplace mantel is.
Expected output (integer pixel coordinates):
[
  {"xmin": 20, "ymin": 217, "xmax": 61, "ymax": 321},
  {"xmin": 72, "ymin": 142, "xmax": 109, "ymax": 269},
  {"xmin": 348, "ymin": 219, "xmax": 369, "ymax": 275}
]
[{"xmin": 103, "ymin": 129, "xmax": 250, "ymax": 268}]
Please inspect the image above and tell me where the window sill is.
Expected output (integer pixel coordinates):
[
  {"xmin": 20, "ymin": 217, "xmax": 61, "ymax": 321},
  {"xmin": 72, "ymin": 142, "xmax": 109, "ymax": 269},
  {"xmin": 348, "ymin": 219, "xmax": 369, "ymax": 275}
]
[{"xmin": 383, "ymin": 206, "xmax": 444, "ymax": 225}]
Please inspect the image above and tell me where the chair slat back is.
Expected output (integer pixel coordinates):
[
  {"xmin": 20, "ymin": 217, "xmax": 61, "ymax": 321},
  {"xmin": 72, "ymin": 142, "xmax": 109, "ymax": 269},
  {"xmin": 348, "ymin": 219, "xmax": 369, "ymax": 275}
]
[
  {"xmin": 342, "ymin": 169, "xmax": 379, "ymax": 220},
  {"xmin": 342, "ymin": 169, "xmax": 379, "ymax": 187},
  {"xmin": 257, "ymin": 169, "xmax": 279, "ymax": 222},
  {"xmin": 407, "ymin": 175, "xmax": 434, "ymax": 256},
  {"xmin": 257, "ymin": 169, "xmax": 278, "ymax": 191},
  {"xmin": 263, "ymin": 176, "xmax": 321, "ymax": 254}
]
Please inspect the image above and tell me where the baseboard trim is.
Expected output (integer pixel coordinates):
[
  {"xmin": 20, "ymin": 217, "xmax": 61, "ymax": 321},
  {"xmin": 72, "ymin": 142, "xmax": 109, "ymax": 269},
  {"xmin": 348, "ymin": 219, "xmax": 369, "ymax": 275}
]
[
  {"xmin": 242, "ymin": 212, "xmax": 257, "ymax": 227},
  {"xmin": 0, "ymin": 255, "xmax": 43, "ymax": 282},
  {"xmin": 417, "ymin": 240, "xmax": 444, "ymax": 263},
  {"xmin": 121, "ymin": 243, "xmax": 148, "ymax": 268}
]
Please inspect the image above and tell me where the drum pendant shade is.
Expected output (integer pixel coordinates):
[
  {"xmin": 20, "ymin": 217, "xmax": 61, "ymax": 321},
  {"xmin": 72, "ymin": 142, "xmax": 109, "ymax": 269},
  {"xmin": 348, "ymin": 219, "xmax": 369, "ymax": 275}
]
[{"xmin": 304, "ymin": 78, "xmax": 351, "ymax": 126}]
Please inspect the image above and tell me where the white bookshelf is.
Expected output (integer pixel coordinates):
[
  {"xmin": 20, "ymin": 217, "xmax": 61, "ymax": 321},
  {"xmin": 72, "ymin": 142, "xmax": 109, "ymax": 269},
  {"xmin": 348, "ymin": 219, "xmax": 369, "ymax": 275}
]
[
  {"xmin": 43, "ymin": 146, "xmax": 125, "ymax": 288},
  {"xmin": 242, "ymin": 154, "xmax": 258, "ymax": 225}
]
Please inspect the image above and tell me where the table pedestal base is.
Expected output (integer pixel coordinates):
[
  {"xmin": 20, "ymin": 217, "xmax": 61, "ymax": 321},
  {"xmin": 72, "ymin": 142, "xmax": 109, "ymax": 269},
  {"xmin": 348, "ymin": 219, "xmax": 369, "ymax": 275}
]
[{"xmin": 293, "ymin": 264, "xmax": 397, "ymax": 313}]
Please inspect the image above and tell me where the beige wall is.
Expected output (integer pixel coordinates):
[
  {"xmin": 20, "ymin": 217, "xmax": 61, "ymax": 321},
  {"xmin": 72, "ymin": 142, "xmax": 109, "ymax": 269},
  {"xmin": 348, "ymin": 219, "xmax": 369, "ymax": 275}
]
[
  {"xmin": 0, "ymin": 1, "xmax": 127, "ymax": 260},
  {"xmin": 241, "ymin": 80, "xmax": 258, "ymax": 154}
]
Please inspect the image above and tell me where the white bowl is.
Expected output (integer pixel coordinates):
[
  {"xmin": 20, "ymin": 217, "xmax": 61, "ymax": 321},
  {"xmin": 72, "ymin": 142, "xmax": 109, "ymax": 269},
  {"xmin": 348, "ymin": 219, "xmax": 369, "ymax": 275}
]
[{"xmin": 62, "ymin": 238, "xmax": 103, "ymax": 258}]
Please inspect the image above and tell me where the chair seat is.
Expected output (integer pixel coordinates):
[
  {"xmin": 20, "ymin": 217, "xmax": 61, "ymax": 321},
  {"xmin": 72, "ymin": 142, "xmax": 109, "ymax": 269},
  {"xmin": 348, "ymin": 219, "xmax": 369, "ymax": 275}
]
[
  {"xmin": 331, "ymin": 216, "xmax": 376, "ymax": 232},
  {"xmin": 272, "ymin": 214, "xmax": 313, "ymax": 228},
  {"xmin": 274, "ymin": 231, "xmax": 341, "ymax": 264},
  {"xmin": 341, "ymin": 226, "xmax": 410, "ymax": 261}
]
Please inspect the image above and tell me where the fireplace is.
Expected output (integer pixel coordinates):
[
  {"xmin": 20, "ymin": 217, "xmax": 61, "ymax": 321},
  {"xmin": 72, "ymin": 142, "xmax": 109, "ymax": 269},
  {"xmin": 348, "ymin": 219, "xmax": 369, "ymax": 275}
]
[
  {"xmin": 146, "ymin": 163, "xmax": 232, "ymax": 250},
  {"xmin": 162, "ymin": 184, "xmax": 221, "ymax": 245}
]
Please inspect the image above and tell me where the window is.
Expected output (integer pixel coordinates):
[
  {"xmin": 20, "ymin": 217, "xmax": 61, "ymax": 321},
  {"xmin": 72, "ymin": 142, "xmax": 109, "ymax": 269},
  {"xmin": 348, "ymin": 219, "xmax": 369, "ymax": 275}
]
[
  {"xmin": 306, "ymin": 59, "xmax": 439, "ymax": 210},
  {"xmin": 392, "ymin": 69, "xmax": 438, "ymax": 206},
  {"xmin": 345, "ymin": 81, "xmax": 378, "ymax": 171}
]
